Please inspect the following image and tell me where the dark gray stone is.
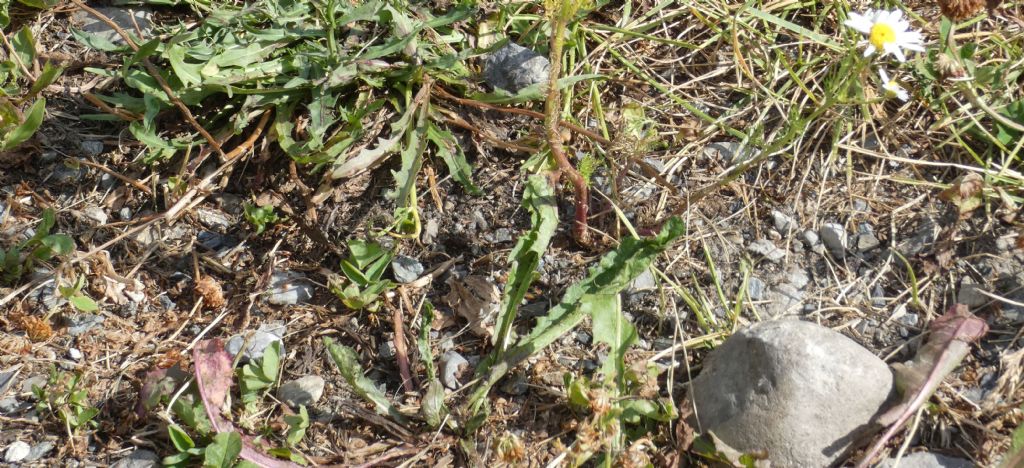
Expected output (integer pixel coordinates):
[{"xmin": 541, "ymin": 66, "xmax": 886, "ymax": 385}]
[
  {"xmin": 747, "ymin": 277, "xmax": 767, "ymax": 301},
  {"xmin": 277, "ymin": 376, "xmax": 325, "ymax": 409},
  {"xmin": 25, "ymin": 441, "xmax": 54, "ymax": 461},
  {"xmin": 79, "ymin": 140, "xmax": 104, "ymax": 157},
  {"xmin": 483, "ymin": 42, "xmax": 550, "ymax": 93},
  {"xmin": 820, "ymin": 223, "xmax": 847, "ymax": 256},
  {"xmin": 691, "ymin": 320, "xmax": 894, "ymax": 467},
  {"xmin": 957, "ymin": 277, "xmax": 988, "ymax": 307},
  {"xmin": 72, "ymin": 7, "xmax": 152, "ymax": 47},
  {"xmin": 110, "ymin": 449, "xmax": 160, "ymax": 468},
  {"xmin": 391, "ymin": 256, "xmax": 424, "ymax": 284},
  {"xmin": 772, "ymin": 210, "xmax": 797, "ymax": 235},
  {"xmin": 67, "ymin": 314, "xmax": 105, "ymax": 336}
]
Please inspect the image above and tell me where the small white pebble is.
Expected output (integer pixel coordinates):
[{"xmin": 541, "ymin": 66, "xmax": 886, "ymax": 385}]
[
  {"xmin": 4, "ymin": 441, "xmax": 30, "ymax": 463},
  {"xmin": 68, "ymin": 348, "xmax": 83, "ymax": 361}
]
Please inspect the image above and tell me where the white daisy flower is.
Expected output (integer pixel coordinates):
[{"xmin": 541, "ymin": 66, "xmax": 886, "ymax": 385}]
[
  {"xmin": 844, "ymin": 9, "xmax": 925, "ymax": 62},
  {"xmin": 878, "ymin": 68, "xmax": 909, "ymax": 101}
]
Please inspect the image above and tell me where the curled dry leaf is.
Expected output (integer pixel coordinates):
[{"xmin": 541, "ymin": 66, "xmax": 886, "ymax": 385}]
[
  {"xmin": 193, "ymin": 339, "xmax": 300, "ymax": 468},
  {"xmin": 194, "ymin": 276, "xmax": 226, "ymax": 309},
  {"xmin": 938, "ymin": 173, "xmax": 985, "ymax": 219},
  {"xmin": 444, "ymin": 275, "xmax": 499, "ymax": 338}
]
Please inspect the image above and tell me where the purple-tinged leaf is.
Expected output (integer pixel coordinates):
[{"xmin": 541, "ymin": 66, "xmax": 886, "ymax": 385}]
[
  {"xmin": 193, "ymin": 339, "xmax": 300, "ymax": 468},
  {"xmin": 856, "ymin": 304, "xmax": 989, "ymax": 468}
]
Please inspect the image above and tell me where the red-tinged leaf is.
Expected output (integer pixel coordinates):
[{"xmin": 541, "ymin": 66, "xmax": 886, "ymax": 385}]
[
  {"xmin": 856, "ymin": 304, "xmax": 989, "ymax": 468},
  {"xmin": 136, "ymin": 365, "xmax": 188, "ymax": 417},
  {"xmin": 193, "ymin": 339, "xmax": 301, "ymax": 468}
]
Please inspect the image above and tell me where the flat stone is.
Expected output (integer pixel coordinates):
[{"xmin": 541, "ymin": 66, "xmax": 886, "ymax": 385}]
[
  {"xmin": 483, "ymin": 42, "xmax": 550, "ymax": 93},
  {"xmin": 83, "ymin": 206, "xmax": 108, "ymax": 225},
  {"xmin": 197, "ymin": 231, "xmax": 236, "ymax": 251},
  {"xmin": 196, "ymin": 208, "xmax": 232, "ymax": 230},
  {"xmin": 0, "ymin": 397, "xmax": 21, "ymax": 413},
  {"xmin": 25, "ymin": 441, "xmax": 54, "ymax": 461},
  {"xmin": 771, "ymin": 210, "xmax": 797, "ymax": 236},
  {"xmin": 66, "ymin": 314, "xmax": 105, "ymax": 336},
  {"xmin": 879, "ymin": 452, "xmax": 973, "ymax": 468},
  {"xmin": 819, "ymin": 223, "xmax": 847, "ymax": 256},
  {"xmin": 79, "ymin": 140, "xmax": 104, "ymax": 157},
  {"xmin": 767, "ymin": 283, "xmax": 804, "ymax": 316},
  {"xmin": 277, "ymin": 376, "xmax": 325, "ymax": 409},
  {"xmin": 747, "ymin": 239, "xmax": 786, "ymax": 263},
  {"xmin": 747, "ymin": 277, "xmax": 767, "ymax": 301},
  {"xmin": 71, "ymin": 7, "xmax": 153, "ymax": 47},
  {"xmin": 4, "ymin": 441, "xmax": 30, "ymax": 463},
  {"xmin": 691, "ymin": 320, "xmax": 894, "ymax": 467},
  {"xmin": 440, "ymin": 350, "xmax": 469, "ymax": 390},
  {"xmin": 897, "ymin": 219, "xmax": 939, "ymax": 256},
  {"xmin": 20, "ymin": 375, "xmax": 47, "ymax": 395},
  {"xmin": 783, "ymin": 268, "xmax": 809, "ymax": 289},
  {"xmin": 268, "ymin": 271, "xmax": 313, "ymax": 305},
  {"xmin": 957, "ymin": 278, "xmax": 988, "ymax": 307},
  {"xmin": 857, "ymin": 232, "xmax": 881, "ymax": 252},
  {"xmin": 629, "ymin": 269, "xmax": 657, "ymax": 292},
  {"xmin": 391, "ymin": 256, "xmax": 424, "ymax": 284},
  {"xmin": 52, "ymin": 164, "xmax": 87, "ymax": 184},
  {"xmin": 110, "ymin": 449, "xmax": 160, "ymax": 468},
  {"xmin": 226, "ymin": 322, "xmax": 286, "ymax": 362},
  {"xmin": 68, "ymin": 348, "xmax": 83, "ymax": 361}
]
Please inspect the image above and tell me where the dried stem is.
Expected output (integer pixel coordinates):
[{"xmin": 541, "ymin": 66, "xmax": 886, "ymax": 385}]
[
  {"xmin": 70, "ymin": 0, "xmax": 225, "ymax": 158},
  {"xmin": 545, "ymin": 13, "xmax": 590, "ymax": 245}
]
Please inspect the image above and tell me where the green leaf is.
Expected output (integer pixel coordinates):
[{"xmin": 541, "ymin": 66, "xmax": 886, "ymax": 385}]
[
  {"xmin": 421, "ymin": 378, "xmax": 447, "ymax": 428},
  {"xmin": 587, "ymin": 293, "xmax": 637, "ymax": 384},
  {"xmin": 203, "ymin": 431, "xmax": 242, "ymax": 468},
  {"xmin": 71, "ymin": 29, "xmax": 130, "ymax": 53},
  {"xmin": 127, "ymin": 38, "xmax": 162, "ymax": 67},
  {"xmin": 74, "ymin": 406, "xmax": 99, "ymax": 426},
  {"xmin": 162, "ymin": 450, "xmax": 196, "ymax": 466},
  {"xmin": 258, "ymin": 341, "xmax": 280, "ymax": 382},
  {"xmin": 323, "ymin": 337, "xmax": 408, "ymax": 424},
  {"xmin": 168, "ymin": 424, "xmax": 195, "ymax": 452},
  {"xmin": 471, "ymin": 74, "xmax": 603, "ymax": 104},
  {"xmin": 283, "ymin": 405, "xmax": 309, "ymax": 446},
  {"xmin": 493, "ymin": 175, "xmax": 557, "ymax": 353},
  {"xmin": 69, "ymin": 295, "xmax": 99, "ymax": 312},
  {"xmin": 40, "ymin": 234, "xmax": 74, "ymax": 256},
  {"xmin": 426, "ymin": 122, "xmax": 480, "ymax": 195},
  {"xmin": 27, "ymin": 62, "xmax": 63, "ymax": 99},
  {"xmin": 12, "ymin": 27, "xmax": 36, "ymax": 70},
  {"xmin": 1, "ymin": 98, "xmax": 45, "ymax": 151},
  {"xmin": 417, "ymin": 302, "xmax": 436, "ymax": 381},
  {"xmin": 467, "ymin": 218, "xmax": 685, "ymax": 420},
  {"xmin": 167, "ymin": 44, "xmax": 204, "ymax": 87}
]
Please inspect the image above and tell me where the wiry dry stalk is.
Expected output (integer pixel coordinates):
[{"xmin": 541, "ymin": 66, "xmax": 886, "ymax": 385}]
[{"xmin": 545, "ymin": 13, "xmax": 591, "ymax": 245}]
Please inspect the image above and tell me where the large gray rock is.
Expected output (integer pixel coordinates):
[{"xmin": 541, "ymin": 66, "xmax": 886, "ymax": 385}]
[
  {"xmin": 879, "ymin": 452, "xmax": 973, "ymax": 468},
  {"xmin": 691, "ymin": 320, "xmax": 894, "ymax": 467},
  {"xmin": 483, "ymin": 42, "xmax": 550, "ymax": 93}
]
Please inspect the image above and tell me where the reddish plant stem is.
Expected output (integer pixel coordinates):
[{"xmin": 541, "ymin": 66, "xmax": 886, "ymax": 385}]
[{"xmin": 545, "ymin": 15, "xmax": 590, "ymax": 245}]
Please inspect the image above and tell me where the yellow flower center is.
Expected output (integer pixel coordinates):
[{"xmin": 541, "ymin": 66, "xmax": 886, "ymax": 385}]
[{"xmin": 869, "ymin": 23, "xmax": 896, "ymax": 50}]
